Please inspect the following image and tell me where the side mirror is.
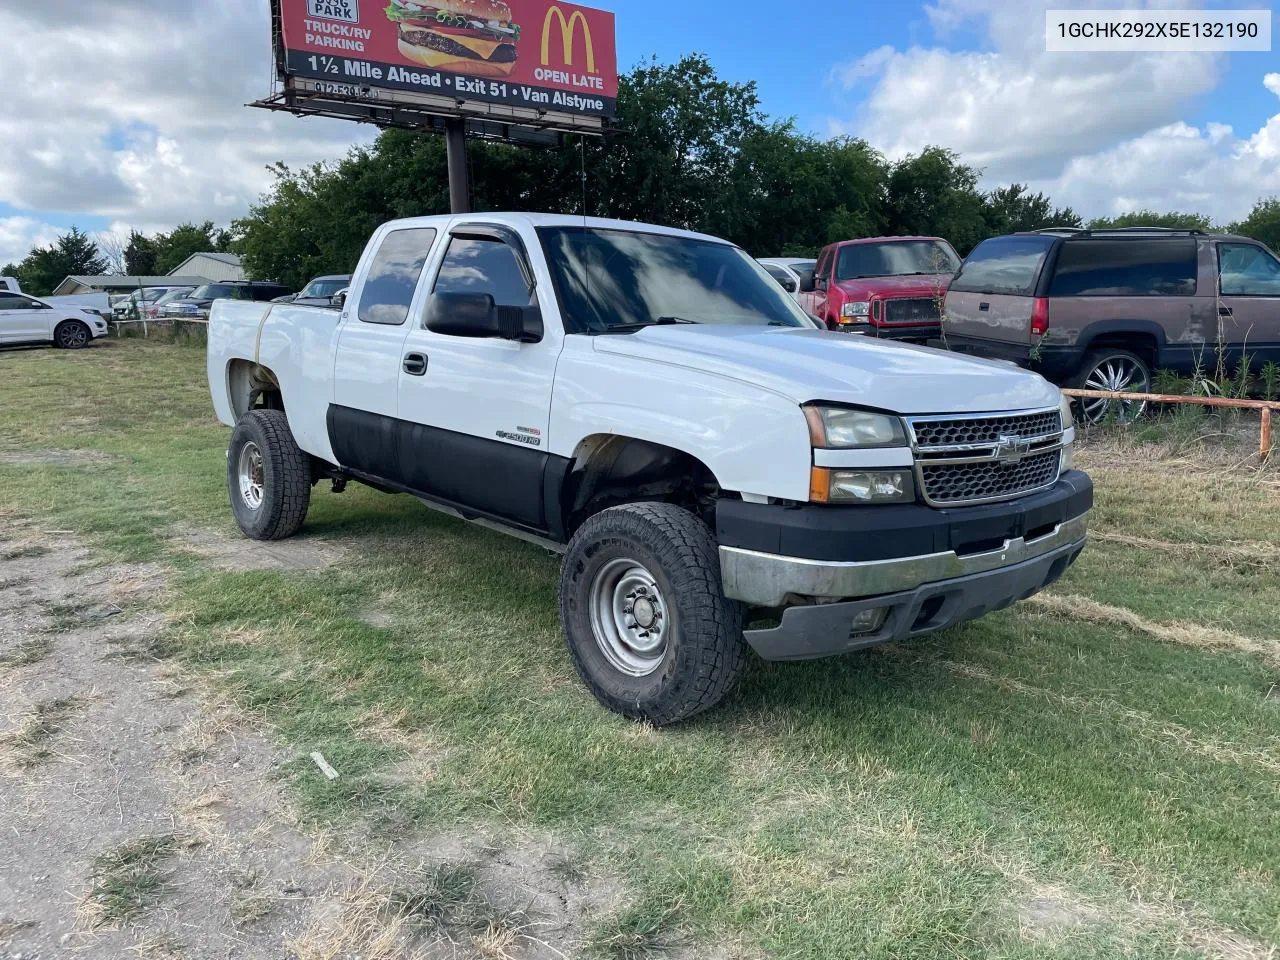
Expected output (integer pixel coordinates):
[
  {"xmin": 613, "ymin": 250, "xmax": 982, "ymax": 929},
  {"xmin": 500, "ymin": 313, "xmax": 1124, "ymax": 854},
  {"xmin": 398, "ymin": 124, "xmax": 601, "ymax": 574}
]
[
  {"xmin": 799, "ymin": 273, "xmax": 816, "ymax": 293},
  {"xmin": 426, "ymin": 292, "xmax": 543, "ymax": 344},
  {"xmin": 331, "ymin": 288, "xmax": 348, "ymax": 310}
]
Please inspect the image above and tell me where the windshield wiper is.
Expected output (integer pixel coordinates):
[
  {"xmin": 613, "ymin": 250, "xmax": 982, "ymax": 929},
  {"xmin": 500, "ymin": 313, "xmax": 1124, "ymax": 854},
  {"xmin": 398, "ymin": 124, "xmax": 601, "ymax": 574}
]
[{"xmin": 600, "ymin": 316, "xmax": 701, "ymax": 334}]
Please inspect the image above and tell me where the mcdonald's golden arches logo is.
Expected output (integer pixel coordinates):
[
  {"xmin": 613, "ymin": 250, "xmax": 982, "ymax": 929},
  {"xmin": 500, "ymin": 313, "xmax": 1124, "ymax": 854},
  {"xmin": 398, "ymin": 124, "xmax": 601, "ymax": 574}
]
[{"xmin": 540, "ymin": 5, "xmax": 596, "ymax": 73}]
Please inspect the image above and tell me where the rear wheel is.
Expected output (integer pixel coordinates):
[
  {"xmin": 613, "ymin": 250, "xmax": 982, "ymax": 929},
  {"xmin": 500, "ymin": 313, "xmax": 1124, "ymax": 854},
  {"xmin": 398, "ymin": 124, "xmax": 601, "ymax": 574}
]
[
  {"xmin": 53, "ymin": 320, "xmax": 90, "ymax": 349},
  {"xmin": 1071, "ymin": 348, "xmax": 1151, "ymax": 424},
  {"xmin": 559, "ymin": 502, "xmax": 747, "ymax": 725},
  {"xmin": 227, "ymin": 409, "xmax": 311, "ymax": 540}
]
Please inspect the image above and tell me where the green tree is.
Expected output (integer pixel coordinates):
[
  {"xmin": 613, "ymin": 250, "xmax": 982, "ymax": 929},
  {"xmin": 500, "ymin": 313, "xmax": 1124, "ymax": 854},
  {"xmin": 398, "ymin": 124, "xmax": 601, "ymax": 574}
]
[
  {"xmin": 883, "ymin": 147, "xmax": 988, "ymax": 253},
  {"xmin": 1087, "ymin": 209, "xmax": 1214, "ymax": 231},
  {"xmin": 124, "ymin": 230, "xmax": 159, "ymax": 275},
  {"xmin": 14, "ymin": 226, "xmax": 108, "ymax": 296},
  {"xmin": 983, "ymin": 184, "xmax": 1082, "ymax": 235},
  {"xmin": 1231, "ymin": 197, "xmax": 1280, "ymax": 252},
  {"xmin": 153, "ymin": 221, "xmax": 224, "ymax": 274},
  {"xmin": 1, "ymin": 262, "xmax": 19, "ymax": 280}
]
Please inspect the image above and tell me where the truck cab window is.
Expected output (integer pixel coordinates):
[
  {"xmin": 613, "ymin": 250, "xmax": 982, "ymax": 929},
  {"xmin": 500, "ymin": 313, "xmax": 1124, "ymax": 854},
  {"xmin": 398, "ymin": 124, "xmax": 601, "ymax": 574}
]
[
  {"xmin": 434, "ymin": 237, "xmax": 533, "ymax": 307},
  {"xmin": 358, "ymin": 227, "xmax": 438, "ymax": 325},
  {"xmin": 1219, "ymin": 243, "xmax": 1280, "ymax": 296}
]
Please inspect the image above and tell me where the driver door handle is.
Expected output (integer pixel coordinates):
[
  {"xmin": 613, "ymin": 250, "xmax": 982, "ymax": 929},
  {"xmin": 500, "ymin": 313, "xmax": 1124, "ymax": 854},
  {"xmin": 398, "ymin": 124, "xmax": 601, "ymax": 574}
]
[
  {"xmin": 403, "ymin": 352, "xmax": 428, "ymax": 376},
  {"xmin": 1219, "ymin": 306, "xmax": 1233, "ymax": 317}
]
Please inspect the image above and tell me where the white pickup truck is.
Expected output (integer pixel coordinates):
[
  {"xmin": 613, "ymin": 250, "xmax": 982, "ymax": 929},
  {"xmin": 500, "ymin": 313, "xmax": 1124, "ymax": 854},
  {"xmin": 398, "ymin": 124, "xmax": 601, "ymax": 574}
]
[{"xmin": 207, "ymin": 214, "xmax": 1092, "ymax": 724}]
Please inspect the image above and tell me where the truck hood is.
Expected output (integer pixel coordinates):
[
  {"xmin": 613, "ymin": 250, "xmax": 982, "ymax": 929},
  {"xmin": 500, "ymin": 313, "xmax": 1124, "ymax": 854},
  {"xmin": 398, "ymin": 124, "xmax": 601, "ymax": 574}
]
[
  {"xmin": 836, "ymin": 274, "xmax": 951, "ymax": 299},
  {"xmin": 591, "ymin": 326, "xmax": 1059, "ymax": 414}
]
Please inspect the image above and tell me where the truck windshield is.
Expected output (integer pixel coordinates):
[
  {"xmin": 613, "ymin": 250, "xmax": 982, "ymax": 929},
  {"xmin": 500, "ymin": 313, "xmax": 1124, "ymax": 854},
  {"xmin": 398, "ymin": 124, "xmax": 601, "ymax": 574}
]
[
  {"xmin": 301, "ymin": 278, "xmax": 348, "ymax": 298},
  {"xmin": 538, "ymin": 227, "xmax": 809, "ymax": 333},
  {"xmin": 835, "ymin": 241, "xmax": 960, "ymax": 281}
]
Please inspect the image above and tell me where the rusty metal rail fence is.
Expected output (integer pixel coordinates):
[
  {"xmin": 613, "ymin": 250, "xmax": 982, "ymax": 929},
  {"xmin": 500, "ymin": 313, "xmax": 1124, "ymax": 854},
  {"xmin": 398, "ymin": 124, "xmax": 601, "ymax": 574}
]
[{"xmin": 1062, "ymin": 388, "xmax": 1280, "ymax": 458}]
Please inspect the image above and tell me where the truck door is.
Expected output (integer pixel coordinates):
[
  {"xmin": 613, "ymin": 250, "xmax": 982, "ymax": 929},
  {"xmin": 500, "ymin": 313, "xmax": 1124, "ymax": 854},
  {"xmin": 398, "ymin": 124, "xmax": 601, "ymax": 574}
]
[
  {"xmin": 329, "ymin": 225, "xmax": 440, "ymax": 481},
  {"xmin": 396, "ymin": 223, "xmax": 561, "ymax": 532},
  {"xmin": 1217, "ymin": 241, "xmax": 1280, "ymax": 369},
  {"xmin": 810, "ymin": 247, "xmax": 833, "ymax": 325}
]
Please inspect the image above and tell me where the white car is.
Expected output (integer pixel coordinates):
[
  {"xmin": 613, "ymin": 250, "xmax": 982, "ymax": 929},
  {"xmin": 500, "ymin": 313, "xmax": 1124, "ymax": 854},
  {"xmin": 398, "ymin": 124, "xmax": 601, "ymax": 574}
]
[
  {"xmin": 0, "ymin": 290, "xmax": 107, "ymax": 348},
  {"xmin": 208, "ymin": 213, "xmax": 1091, "ymax": 724},
  {"xmin": 758, "ymin": 257, "xmax": 817, "ymax": 303}
]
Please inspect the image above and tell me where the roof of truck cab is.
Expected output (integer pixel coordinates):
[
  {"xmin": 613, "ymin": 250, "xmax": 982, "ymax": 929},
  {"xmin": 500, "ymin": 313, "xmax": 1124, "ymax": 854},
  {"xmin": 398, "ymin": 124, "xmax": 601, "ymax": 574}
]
[
  {"xmin": 830, "ymin": 236, "xmax": 948, "ymax": 246},
  {"xmin": 378, "ymin": 213, "xmax": 733, "ymax": 245}
]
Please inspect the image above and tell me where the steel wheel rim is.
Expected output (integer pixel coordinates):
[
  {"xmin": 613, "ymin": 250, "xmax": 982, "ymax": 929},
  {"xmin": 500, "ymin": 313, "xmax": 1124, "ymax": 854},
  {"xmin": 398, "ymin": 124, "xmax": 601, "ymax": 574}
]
[
  {"xmin": 61, "ymin": 323, "xmax": 87, "ymax": 348},
  {"xmin": 237, "ymin": 441, "xmax": 265, "ymax": 511},
  {"xmin": 589, "ymin": 558, "xmax": 669, "ymax": 677},
  {"xmin": 1080, "ymin": 357, "xmax": 1149, "ymax": 424}
]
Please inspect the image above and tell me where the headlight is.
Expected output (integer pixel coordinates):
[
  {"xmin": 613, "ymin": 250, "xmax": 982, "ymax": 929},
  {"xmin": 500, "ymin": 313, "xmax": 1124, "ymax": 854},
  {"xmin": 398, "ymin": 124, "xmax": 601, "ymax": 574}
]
[
  {"xmin": 804, "ymin": 405, "xmax": 907, "ymax": 449},
  {"xmin": 1059, "ymin": 392, "xmax": 1075, "ymax": 429},
  {"xmin": 811, "ymin": 468, "xmax": 915, "ymax": 504},
  {"xmin": 839, "ymin": 301, "xmax": 870, "ymax": 322}
]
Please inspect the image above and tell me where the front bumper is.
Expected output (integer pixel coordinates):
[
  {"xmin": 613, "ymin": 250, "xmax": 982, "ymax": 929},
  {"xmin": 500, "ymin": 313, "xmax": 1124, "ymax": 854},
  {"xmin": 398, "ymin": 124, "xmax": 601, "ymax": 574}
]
[
  {"xmin": 716, "ymin": 471, "xmax": 1092, "ymax": 660},
  {"xmin": 740, "ymin": 535, "xmax": 1085, "ymax": 660},
  {"xmin": 837, "ymin": 322, "xmax": 940, "ymax": 342}
]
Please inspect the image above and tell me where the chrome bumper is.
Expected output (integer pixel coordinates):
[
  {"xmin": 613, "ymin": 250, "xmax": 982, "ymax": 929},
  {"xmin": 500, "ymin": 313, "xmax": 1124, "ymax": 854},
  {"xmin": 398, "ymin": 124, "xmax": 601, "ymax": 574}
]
[{"xmin": 720, "ymin": 513, "xmax": 1089, "ymax": 608}]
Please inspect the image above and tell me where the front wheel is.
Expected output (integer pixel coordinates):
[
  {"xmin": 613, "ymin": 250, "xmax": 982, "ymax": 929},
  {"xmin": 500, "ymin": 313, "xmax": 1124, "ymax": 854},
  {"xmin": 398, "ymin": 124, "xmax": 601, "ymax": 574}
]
[
  {"xmin": 53, "ymin": 320, "xmax": 91, "ymax": 349},
  {"xmin": 227, "ymin": 410, "xmax": 311, "ymax": 541},
  {"xmin": 1070, "ymin": 348, "xmax": 1151, "ymax": 425},
  {"xmin": 559, "ymin": 502, "xmax": 747, "ymax": 725}
]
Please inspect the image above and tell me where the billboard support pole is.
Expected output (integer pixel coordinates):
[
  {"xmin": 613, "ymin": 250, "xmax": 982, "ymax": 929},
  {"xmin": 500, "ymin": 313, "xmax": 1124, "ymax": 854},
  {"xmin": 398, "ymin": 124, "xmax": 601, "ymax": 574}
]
[{"xmin": 445, "ymin": 118, "xmax": 470, "ymax": 214}]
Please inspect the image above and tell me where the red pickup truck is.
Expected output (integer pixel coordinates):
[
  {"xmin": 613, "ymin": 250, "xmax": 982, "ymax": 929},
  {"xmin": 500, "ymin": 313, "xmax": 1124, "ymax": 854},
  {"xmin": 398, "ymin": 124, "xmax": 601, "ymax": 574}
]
[{"xmin": 800, "ymin": 236, "xmax": 960, "ymax": 341}]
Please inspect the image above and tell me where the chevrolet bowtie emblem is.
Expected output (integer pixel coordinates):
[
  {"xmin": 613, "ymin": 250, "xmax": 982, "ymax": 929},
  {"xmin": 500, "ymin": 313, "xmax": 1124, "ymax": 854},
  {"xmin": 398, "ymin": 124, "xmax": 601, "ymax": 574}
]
[{"xmin": 994, "ymin": 435, "xmax": 1033, "ymax": 465}]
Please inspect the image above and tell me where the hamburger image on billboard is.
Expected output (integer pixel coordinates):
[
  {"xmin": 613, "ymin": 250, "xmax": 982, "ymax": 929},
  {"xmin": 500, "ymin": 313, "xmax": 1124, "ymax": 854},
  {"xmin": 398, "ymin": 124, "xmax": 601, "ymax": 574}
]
[{"xmin": 386, "ymin": 0, "xmax": 521, "ymax": 77}]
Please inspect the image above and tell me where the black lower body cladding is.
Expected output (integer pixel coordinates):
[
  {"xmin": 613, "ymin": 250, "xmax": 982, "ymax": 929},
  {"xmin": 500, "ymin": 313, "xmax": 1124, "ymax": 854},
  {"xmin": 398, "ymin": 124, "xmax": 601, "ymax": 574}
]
[{"xmin": 716, "ymin": 471, "xmax": 1093, "ymax": 564}]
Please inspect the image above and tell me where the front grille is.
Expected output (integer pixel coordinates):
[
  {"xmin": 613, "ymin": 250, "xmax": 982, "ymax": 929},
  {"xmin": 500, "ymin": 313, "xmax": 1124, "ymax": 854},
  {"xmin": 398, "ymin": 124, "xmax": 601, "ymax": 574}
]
[
  {"xmin": 920, "ymin": 450, "xmax": 1060, "ymax": 505},
  {"xmin": 882, "ymin": 297, "xmax": 941, "ymax": 325},
  {"xmin": 912, "ymin": 411, "xmax": 1061, "ymax": 449}
]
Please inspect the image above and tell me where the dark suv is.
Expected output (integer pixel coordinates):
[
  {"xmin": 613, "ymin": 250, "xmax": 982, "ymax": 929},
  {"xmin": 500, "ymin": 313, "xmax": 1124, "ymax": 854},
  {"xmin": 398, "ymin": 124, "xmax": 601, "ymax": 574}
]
[
  {"xmin": 941, "ymin": 228, "xmax": 1280, "ymax": 420},
  {"xmin": 162, "ymin": 281, "xmax": 294, "ymax": 321}
]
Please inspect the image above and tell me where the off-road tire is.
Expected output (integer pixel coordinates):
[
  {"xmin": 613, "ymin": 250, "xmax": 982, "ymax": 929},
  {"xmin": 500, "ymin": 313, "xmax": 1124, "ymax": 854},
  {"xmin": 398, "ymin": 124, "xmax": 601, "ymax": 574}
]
[
  {"xmin": 1069, "ymin": 348, "xmax": 1152, "ymax": 424},
  {"xmin": 227, "ymin": 409, "xmax": 311, "ymax": 541},
  {"xmin": 559, "ymin": 502, "xmax": 747, "ymax": 725},
  {"xmin": 53, "ymin": 319, "xmax": 91, "ymax": 349}
]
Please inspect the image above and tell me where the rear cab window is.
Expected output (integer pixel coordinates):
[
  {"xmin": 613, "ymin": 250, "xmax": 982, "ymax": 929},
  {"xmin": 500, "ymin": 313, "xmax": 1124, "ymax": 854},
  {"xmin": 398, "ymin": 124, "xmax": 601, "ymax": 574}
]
[
  {"xmin": 950, "ymin": 235, "xmax": 1056, "ymax": 296},
  {"xmin": 1049, "ymin": 239, "xmax": 1198, "ymax": 297},
  {"xmin": 358, "ymin": 227, "xmax": 438, "ymax": 325}
]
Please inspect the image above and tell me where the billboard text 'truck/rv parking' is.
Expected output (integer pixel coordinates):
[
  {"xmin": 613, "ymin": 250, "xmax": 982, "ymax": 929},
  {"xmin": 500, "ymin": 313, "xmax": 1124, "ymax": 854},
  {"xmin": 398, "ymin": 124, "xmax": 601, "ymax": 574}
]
[{"xmin": 281, "ymin": 0, "xmax": 618, "ymax": 119}]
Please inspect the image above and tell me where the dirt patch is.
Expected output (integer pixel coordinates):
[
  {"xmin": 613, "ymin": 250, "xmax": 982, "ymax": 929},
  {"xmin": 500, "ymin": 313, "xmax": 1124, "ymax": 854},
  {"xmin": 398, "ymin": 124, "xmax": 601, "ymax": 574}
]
[
  {"xmin": 1026, "ymin": 592, "xmax": 1279, "ymax": 667},
  {"xmin": 0, "ymin": 529, "xmax": 630, "ymax": 960},
  {"xmin": 0, "ymin": 449, "xmax": 112, "ymax": 466},
  {"xmin": 173, "ymin": 527, "xmax": 347, "ymax": 572}
]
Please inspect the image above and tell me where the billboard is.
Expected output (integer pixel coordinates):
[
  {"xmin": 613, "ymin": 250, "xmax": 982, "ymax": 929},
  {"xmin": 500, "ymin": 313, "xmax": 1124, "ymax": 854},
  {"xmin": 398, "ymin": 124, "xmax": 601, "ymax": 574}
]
[{"xmin": 278, "ymin": 0, "xmax": 618, "ymax": 122}]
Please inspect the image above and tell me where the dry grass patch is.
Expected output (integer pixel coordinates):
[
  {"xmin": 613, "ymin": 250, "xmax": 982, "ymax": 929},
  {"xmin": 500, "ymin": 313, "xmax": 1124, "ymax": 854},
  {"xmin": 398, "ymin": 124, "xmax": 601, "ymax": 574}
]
[
  {"xmin": 80, "ymin": 835, "xmax": 187, "ymax": 929},
  {"xmin": 1026, "ymin": 592, "xmax": 1279, "ymax": 666},
  {"xmin": 0, "ymin": 636, "xmax": 54, "ymax": 668},
  {"xmin": 1091, "ymin": 529, "xmax": 1280, "ymax": 570},
  {"xmin": 0, "ymin": 695, "xmax": 85, "ymax": 770}
]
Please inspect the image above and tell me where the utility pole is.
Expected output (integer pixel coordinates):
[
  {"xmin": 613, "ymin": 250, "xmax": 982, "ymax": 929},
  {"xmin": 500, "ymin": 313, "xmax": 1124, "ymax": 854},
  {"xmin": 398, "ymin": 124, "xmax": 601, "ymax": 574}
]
[{"xmin": 445, "ymin": 118, "xmax": 470, "ymax": 214}]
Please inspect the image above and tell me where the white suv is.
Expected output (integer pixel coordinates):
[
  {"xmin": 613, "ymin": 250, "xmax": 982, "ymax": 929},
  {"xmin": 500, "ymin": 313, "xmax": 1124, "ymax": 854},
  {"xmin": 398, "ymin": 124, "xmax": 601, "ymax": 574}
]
[{"xmin": 0, "ymin": 291, "xmax": 108, "ymax": 348}]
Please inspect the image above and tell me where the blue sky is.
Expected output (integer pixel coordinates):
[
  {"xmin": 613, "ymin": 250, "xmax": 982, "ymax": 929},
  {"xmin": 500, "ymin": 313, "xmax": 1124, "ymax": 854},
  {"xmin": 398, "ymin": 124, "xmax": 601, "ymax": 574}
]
[
  {"xmin": 610, "ymin": 0, "xmax": 1277, "ymax": 146},
  {"xmin": 1, "ymin": 0, "xmax": 1278, "ymax": 265}
]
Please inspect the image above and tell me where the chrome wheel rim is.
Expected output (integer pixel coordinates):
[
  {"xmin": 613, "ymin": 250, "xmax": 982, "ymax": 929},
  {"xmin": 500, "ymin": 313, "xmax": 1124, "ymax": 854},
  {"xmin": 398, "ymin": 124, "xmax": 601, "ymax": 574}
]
[
  {"xmin": 1080, "ymin": 357, "xmax": 1149, "ymax": 424},
  {"xmin": 589, "ymin": 558, "xmax": 668, "ymax": 677},
  {"xmin": 237, "ymin": 441, "xmax": 265, "ymax": 511}
]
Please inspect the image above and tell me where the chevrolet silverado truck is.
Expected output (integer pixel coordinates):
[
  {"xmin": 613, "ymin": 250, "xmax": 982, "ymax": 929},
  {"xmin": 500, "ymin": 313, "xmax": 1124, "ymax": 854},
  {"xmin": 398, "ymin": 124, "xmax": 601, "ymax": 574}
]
[{"xmin": 207, "ymin": 214, "xmax": 1092, "ymax": 724}]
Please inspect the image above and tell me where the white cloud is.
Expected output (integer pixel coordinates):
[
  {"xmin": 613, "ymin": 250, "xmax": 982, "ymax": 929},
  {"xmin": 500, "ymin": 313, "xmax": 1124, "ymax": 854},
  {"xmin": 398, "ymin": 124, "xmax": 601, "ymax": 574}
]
[
  {"xmin": 0, "ymin": 0, "xmax": 372, "ymax": 254},
  {"xmin": 0, "ymin": 218, "xmax": 62, "ymax": 267},
  {"xmin": 828, "ymin": 0, "xmax": 1280, "ymax": 220},
  {"xmin": 1043, "ymin": 76, "xmax": 1280, "ymax": 223}
]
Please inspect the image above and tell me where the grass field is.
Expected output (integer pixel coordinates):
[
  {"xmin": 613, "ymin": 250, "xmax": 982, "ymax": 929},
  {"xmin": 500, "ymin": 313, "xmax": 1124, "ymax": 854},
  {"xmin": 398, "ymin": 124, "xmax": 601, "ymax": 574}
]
[{"xmin": 1, "ymin": 339, "xmax": 1277, "ymax": 959}]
